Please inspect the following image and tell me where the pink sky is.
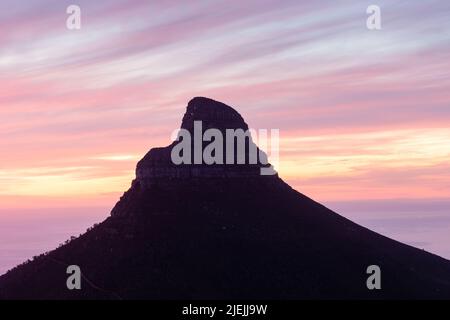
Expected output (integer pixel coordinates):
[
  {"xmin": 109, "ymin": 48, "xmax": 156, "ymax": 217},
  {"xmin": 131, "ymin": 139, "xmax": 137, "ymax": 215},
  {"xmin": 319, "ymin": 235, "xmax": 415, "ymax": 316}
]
[{"xmin": 1, "ymin": 0, "xmax": 450, "ymax": 272}]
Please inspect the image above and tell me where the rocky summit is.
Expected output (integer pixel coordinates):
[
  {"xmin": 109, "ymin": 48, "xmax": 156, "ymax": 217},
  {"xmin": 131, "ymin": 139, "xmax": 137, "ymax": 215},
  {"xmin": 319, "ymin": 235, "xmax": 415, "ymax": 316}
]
[
  {"xmin": 132, "ymin": 97, "xmax": 271, "ymax": 190},
  {"xmin": 1, "ymin": 97, "xmax": 450, "ymax": 300}
]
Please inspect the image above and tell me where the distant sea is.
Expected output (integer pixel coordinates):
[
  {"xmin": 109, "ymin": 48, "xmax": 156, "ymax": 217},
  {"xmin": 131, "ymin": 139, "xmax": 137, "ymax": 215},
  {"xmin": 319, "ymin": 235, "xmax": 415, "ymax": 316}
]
[
  {"xmin": 326, "ymin": 199, "xmax": 450, "ymax": 261},
  {"xmin": 0, "ymin": 199, "xmax": 449, "ymax": 275},
  {"xmin": 0, "ymin": 207, "xmax": 108, "ymax": 276}
]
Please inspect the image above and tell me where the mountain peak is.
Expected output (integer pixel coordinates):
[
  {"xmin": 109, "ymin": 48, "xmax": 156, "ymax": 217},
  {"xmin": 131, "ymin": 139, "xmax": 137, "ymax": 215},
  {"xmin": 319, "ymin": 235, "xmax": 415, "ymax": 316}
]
[
  {"xmin": 132, "ymin": 98, "xmax": 270, "ymax": 190},
  {"xmin": 182, "ymin": 97, "xmax": 248, "ymax": 132}
]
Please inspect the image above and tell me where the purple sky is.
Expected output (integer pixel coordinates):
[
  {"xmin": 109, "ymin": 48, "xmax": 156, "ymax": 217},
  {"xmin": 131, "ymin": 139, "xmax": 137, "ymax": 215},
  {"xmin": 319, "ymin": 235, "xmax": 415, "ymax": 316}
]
[{"xmin": 1, "ymin": 0, "xmax": 449, "ymax": 274}]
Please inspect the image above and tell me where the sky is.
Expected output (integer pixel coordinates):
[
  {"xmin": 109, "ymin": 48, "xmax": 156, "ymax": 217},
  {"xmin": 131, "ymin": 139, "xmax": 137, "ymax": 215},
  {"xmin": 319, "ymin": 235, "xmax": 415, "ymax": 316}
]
[{"xmin": 1, "ymin": 0, "xmax": 450, "ymax": 273}]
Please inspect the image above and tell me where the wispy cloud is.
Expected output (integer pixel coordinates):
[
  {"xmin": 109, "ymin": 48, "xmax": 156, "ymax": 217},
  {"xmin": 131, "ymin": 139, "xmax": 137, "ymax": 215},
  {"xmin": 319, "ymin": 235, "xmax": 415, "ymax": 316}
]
[
  {"xmin": 1, "ymin": 0, "xmax": 449, "ymax": 206},
  {"xmin": 92, "ymin": 154, "xmax": 139, "ymax": 161}
]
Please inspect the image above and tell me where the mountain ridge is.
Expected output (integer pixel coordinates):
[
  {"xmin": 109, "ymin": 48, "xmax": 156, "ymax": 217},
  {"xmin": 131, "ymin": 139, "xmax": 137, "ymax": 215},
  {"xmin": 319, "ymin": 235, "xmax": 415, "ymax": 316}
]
[{"xmin": 1, "ymin": 97, "xmax": 450, "ymax": 299}]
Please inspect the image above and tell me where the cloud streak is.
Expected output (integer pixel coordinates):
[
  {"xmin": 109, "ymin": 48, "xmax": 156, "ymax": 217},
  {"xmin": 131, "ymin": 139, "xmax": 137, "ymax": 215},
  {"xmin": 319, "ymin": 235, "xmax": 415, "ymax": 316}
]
[{"xmin": 1, "ymin": 0, "xmax": 449, "ymax": 207}]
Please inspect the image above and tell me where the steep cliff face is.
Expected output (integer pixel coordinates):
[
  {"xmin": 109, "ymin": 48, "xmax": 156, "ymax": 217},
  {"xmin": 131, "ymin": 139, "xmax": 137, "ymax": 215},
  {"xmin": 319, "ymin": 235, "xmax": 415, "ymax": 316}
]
[{"xmin": 1, "ymin": 97, "xmax": 450, "ymax": 300}]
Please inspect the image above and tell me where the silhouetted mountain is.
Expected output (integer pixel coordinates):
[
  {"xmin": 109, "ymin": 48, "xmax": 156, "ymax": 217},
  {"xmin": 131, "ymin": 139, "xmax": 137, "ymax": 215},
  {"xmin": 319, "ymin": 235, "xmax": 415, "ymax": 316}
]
[{"xmin": 1, "ymin": 97, "xmax": 450, "ymax": 299}]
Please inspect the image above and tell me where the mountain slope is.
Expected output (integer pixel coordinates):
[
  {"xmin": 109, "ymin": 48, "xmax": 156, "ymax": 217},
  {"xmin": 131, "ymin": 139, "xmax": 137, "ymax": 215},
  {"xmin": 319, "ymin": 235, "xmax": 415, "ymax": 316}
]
[{"xmin": 1, "ymin": 97, "xmax": 449, "ymax": 299}]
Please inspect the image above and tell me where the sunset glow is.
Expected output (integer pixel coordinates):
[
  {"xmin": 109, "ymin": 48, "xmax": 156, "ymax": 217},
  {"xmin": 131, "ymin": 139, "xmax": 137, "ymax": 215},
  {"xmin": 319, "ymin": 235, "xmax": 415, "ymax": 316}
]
[{"xmin": 1, "ymin": 0, "xmax": 450, "ymax": 273}]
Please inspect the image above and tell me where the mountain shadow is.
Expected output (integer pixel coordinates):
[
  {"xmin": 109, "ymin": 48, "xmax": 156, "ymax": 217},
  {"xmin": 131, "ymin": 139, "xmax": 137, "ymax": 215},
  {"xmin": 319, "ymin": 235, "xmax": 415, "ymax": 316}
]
[{"xmin": 1, "ymin": 97, "xmax": 450, "ymax": 299}]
